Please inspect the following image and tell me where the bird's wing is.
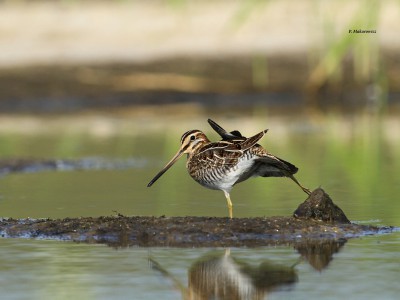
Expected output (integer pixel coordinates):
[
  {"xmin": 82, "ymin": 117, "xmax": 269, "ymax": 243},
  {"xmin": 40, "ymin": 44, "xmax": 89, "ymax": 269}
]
[
  {"xmin": 207, "ymin": 119, "xmax": 245, "ymax": 141},
  {"xmin": 194, "ymin": 141, "xmax": 244, "ymax": 167},
  {"xmin": 196, "ymin": 129, "xmax": 268, "ymax": 163},
  {"xmin": 224, "ymin": 130, "xmax": 268, "ymax": 152},
  {"xmin": 195, "ymin": 121, "xmax": 268, "ymax": 167}
]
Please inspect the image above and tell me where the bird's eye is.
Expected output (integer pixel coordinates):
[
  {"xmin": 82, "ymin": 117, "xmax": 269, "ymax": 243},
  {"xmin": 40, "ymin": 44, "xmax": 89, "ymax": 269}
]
[{"xmin": 190, "ymin": 135, "xmax": 196, "ymax": 141}]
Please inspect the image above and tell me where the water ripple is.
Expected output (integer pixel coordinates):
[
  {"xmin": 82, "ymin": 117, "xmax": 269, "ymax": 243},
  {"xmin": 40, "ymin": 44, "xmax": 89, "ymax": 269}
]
[{"xmin": 0, "ymin": 157, "xmax": 147, "ymax": 175}]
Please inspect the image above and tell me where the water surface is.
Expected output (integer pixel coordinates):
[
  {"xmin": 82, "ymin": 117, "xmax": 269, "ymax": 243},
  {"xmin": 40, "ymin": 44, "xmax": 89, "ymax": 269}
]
[{"xmin": 0, "ymin": 115, "xmax": 398, "ymax": 299}]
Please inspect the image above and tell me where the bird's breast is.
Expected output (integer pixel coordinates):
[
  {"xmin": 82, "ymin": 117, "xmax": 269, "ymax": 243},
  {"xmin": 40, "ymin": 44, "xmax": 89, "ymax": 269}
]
[{"xmin": 186, "ymin": 152, "xmax": 257, "ymax": 192}]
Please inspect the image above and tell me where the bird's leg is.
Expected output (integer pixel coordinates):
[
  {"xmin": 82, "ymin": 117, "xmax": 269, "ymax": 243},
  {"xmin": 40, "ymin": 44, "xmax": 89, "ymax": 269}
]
[
  {"xmin": 223, "ymin": 191, "xmax": 233, "ymax": 219},
  {"xmin": 289, "ymin": 175, "xmax": 311, "ymax": 195}
]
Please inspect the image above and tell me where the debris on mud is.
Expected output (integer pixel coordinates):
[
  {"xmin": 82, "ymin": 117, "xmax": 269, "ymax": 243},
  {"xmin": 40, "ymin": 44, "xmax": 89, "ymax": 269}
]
[{"xmin": 293, "ymin": 188, "xmax": 350, "ymax": 223}]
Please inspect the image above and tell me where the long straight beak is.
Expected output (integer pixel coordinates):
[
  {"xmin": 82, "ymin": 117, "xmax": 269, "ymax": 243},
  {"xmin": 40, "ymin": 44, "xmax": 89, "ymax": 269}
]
[{"xmin": 147, "ymin": 147, "xmax": 185, "ymax": 187}]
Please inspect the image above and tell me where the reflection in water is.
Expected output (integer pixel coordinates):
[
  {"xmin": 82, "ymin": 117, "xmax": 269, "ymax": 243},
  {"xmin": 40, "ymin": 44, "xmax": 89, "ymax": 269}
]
[
  {"xmin": 150, "ymin": 249, "xmax": 298, "ymax": 300},
  {"xmin": 149, "ymin": 240, "xmax": 348, "ymax": 299},
  {"xmin": 188, "ymin": 249, "xmax": 297, "ymax": 300},
  {"xmin": 294, "ymin": 238, "xmax": 347, "ymax": 271}
]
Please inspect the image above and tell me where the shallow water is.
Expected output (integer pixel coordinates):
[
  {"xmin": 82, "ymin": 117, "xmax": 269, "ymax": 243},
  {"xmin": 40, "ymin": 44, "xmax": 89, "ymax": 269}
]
[
  {"xmin": 0, "ymin": 115, "xmax": 399, "ymax": 299},
  {"xmin": 0, "ymin": 233, "xmax": 399, "ymax": 300}
]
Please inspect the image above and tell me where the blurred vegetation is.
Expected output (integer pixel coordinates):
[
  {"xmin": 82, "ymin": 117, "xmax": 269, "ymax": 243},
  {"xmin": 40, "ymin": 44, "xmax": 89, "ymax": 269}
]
[
  {"xmin": 227, "ymin": 0, "xmax": 390, "ymax": 112},
  {"xmin": 306, "ymin": 0, "xmax": 387, "ymax": 113},
  {"xmin": 0, "ymin": 0, "xmax": 398, "ymax": 114}
]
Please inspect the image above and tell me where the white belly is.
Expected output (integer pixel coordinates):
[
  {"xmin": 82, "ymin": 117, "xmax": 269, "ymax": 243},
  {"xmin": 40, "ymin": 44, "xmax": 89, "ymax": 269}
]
[{"xmin": 193, "ymin": 157, "xmax": 256, "ymax": 193}]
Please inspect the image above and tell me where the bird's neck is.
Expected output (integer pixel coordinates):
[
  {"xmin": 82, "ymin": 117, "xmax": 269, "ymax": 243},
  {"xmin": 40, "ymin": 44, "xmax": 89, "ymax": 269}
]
[{"xmin": 187, "ymin": 140, "xmax": 208, "ymax": 159}]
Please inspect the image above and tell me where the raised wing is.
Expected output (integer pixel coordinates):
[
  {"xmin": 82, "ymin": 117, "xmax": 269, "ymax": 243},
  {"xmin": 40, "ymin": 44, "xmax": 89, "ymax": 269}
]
[
  {"xmin": 224, "ymin": 130, "xmax": 268, "ymax": 152},
  {"xmin": 192, "ymin": 129, "xmax": 268, "ymax": 171},
  {"xmin": 207, "ymin": 119, "xmax": 245, "ymax": 141}
]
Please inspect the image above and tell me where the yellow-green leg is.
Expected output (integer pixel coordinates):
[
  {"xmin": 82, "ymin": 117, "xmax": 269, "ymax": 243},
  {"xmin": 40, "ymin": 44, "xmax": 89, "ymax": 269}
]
[
  {"xmin": 289, "ymin": 175, "xmax": 311, "ymax": 195},
  {"xmin": 223, "ymin": 191, "xmax": 233, "ymax": 219}
]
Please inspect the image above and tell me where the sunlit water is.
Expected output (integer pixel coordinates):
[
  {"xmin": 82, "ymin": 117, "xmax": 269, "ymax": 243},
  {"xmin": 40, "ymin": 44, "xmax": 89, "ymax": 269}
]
[{"xmin": 0, "ymin": 115, "xmax": 399, "ymax": 299}]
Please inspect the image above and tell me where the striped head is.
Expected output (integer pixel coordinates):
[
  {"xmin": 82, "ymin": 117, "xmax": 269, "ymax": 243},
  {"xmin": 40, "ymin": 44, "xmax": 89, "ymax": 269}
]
[
  {"xmin": 147, "ymin": 130, "xmax": 209, "ymax": 187},
  {"xmin": 180, "ymin": 130, "xmax": 209, "ymax": 154}
]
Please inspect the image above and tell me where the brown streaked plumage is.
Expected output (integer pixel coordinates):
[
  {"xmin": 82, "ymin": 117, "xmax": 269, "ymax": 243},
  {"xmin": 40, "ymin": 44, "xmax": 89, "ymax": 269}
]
[{"xmin": 147, "ymin": 119, "xmax": 311, "ymax": 218}]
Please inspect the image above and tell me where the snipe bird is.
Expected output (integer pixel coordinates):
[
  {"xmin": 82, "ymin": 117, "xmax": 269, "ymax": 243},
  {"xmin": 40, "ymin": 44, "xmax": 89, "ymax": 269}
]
[{"xmin": 147, "ymin": 119, "xmax": 311, "ymax": 218}]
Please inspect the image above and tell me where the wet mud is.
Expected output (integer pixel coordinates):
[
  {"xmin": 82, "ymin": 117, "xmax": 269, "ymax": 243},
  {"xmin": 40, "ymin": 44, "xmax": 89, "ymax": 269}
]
[
  {"xmin": 0, "ymin": 188, "xmax": 395, "ymax": 247},
  {"xmin": 0, "ymin": 215, "xmax": 393, "ymax": 247}
]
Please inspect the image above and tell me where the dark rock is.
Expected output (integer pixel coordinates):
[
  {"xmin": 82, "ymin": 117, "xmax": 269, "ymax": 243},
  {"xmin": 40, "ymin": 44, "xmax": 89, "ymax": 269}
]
[{"xmin": 293, "ymin": 188, "xmax": 350, "ymax": 224}]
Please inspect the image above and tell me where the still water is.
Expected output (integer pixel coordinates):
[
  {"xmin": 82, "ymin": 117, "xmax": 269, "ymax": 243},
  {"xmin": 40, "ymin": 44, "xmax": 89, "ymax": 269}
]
[{"xmin": 0, "ymin": 115, "xmax": 399, "ymax": 299}]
